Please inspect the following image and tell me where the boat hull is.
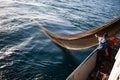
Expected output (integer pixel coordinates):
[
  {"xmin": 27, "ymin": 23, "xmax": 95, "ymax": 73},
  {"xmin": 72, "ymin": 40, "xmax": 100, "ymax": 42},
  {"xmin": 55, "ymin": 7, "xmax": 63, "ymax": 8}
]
[{"xmin": 66, "ymin": 49, "xmax": 98, "ymax": 80}]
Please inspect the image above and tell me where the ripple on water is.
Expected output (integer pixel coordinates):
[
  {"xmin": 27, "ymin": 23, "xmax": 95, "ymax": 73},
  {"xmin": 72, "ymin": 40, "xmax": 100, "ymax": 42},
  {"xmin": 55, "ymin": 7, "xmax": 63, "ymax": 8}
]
[{"xmin": 0, "ymin": 0, "xmax": 120, "ymax": 80}]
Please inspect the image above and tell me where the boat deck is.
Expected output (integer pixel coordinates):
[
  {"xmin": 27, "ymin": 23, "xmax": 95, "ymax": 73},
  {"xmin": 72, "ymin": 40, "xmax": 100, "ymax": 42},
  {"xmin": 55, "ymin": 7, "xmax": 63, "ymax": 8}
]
[{"xmin": 88, "ymin": 48, "xmax": 118, "ymax": 80}]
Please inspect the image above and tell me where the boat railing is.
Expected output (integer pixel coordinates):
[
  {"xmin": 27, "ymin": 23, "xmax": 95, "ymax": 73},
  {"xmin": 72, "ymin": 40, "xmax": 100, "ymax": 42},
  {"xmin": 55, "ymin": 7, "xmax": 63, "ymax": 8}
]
[
  {"xmin": 66, "ymin": 48, "xmax": 98, "ymax": 80},
  {"xmin": 108, "ymin": 48, "xmax": 120, "ymax": 80}
]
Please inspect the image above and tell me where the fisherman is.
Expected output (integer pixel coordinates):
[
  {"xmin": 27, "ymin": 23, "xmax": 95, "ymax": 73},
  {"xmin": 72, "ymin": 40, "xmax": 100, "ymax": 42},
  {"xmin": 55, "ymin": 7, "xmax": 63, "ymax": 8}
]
[
  {"xmin": 107, "ymin": 34, "xmax": 118, "ymax": 60},
  {"xmin": 95, "ymin": 33, "xmax": 109, "ymax": 68},
  {"xmin": 95, "ymin": 33, "xmax": 109, "ymax": 57}
]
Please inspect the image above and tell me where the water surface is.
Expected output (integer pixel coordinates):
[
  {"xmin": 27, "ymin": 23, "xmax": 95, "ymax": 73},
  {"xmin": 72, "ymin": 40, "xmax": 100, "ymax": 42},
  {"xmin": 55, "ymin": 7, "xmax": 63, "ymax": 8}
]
[{"xmin": 0, "ymin": 0, "xmax": 120, "ymax": 80}]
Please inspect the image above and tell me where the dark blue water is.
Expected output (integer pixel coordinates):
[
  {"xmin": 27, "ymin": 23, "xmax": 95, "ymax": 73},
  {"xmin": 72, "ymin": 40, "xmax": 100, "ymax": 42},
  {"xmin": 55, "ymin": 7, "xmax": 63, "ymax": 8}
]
[{"xmin": 0, "ymin": 0, "xmax": 120, "ymax": 80}]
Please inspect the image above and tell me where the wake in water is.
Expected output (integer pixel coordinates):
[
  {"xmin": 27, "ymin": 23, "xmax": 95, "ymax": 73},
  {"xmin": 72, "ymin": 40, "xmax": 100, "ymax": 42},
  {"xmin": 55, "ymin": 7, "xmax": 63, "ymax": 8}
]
[{"xmin": 0, "ymin": 37, "xmax": 33, "ymax": 60}]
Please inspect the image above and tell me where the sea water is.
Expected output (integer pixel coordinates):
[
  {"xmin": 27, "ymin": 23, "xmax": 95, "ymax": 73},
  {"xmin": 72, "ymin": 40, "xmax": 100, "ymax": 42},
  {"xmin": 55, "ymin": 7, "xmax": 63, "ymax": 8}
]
[{"xmin": 0, "ymin": 0, "xmax": 120, "ymax": 80}]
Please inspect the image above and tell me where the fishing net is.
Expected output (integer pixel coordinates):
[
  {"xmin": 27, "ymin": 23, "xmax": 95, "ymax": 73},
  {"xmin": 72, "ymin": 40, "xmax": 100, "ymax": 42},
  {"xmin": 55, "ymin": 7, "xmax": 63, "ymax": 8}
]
[{"xmin": 41, "ymin": 16, "xmax": 120, "ymax": 50}]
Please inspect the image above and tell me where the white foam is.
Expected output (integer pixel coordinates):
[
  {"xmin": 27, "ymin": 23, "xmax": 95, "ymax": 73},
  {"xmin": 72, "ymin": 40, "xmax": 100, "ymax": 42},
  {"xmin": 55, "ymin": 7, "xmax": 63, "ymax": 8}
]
[
  {"xmin": 0, "ymin": 61, "xmax": 13, "ymax": 68},
  {"xmin": 0, "ymin": 37, "xmax": 33, "ymax": 60},
  {"xmin": 13, "ymin": 0, "xmax": 47, "ymax": 7}
]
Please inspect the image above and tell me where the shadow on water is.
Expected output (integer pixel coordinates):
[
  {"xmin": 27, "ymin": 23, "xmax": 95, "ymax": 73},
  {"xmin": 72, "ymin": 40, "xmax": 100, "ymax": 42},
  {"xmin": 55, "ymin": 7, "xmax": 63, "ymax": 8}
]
[
  {"xmin": 55, "ymin": 43, "xmax": 98, "ymax": 65},
  {"xmin": 55, "ymin": 44, "xmax": 80, "ymax": 68}
]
